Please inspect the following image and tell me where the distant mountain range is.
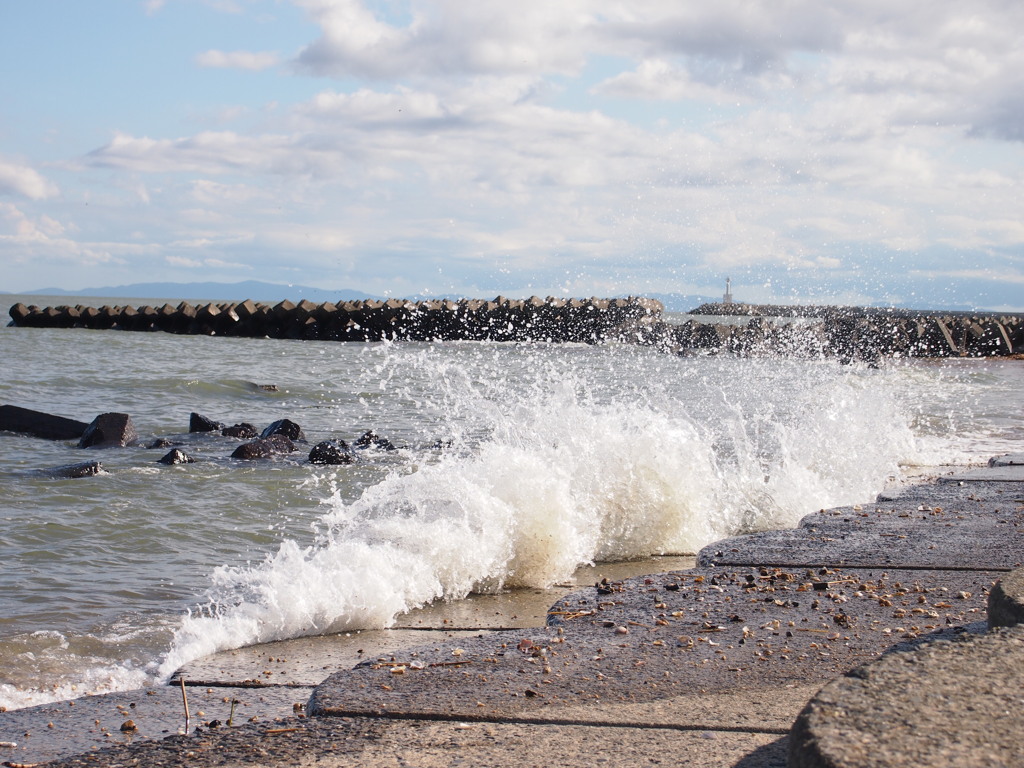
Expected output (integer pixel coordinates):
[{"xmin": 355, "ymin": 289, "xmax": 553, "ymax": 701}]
[
  {"xmin": 5, "ymin": 280, "xmax": 713, "ymax": 312},
  {"xmin": 8, "ymin": 280, "xmax": 378, "ymax": 304}
]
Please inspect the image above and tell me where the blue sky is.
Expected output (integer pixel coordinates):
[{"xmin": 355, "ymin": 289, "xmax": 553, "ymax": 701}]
[{"xmin": 2, "ymin": 1, "xmax": 1023, "ymax": 309}]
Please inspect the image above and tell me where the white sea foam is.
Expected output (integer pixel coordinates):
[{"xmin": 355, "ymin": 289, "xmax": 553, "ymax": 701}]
[
  {"xmin": 0, "ymin": 634, "xmax": 152, "ymax": 711},
  {"xmin": 0, "ymin": 668, "xmax": 151, "ymax": 712},
  {"xmin": 159, "ymin": 353, "xmax": 927, "ymax": 678}
]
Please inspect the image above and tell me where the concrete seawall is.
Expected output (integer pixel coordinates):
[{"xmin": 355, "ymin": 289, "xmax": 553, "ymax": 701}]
[{"xmin": 8, "ymin": 297, "xmax": 1024, "ymax": 358}]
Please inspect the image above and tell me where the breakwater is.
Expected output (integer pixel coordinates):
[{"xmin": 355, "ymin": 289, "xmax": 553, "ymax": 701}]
[
  {"xmin": 8, "ymin": 297, "xmax": 1024, "ymax": 358},
  {"xmin": 6, "ymin": 297, "xmax": 662, "ymax": 344}
]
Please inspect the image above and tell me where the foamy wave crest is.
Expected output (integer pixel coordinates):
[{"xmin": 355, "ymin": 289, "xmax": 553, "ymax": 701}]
[
  {"xmin": 160, "ymin": 353, "xmax": 918, "ymax": 678},
  {"xmin": 0, "ymin": 668, "xmax": 151, "ymax": 712},
  {"xmin": 0, "ymin": 630, "xmax": 153, "ymax": 711}
]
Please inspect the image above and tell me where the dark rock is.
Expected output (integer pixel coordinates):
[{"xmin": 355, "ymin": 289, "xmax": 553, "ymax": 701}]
[
  {"xmin": 231, "ymin": 435, "xmax": 296, "ymax": 460},
  {"xmin": 260, "ymin": 419, "xmax": 305, "ymax": 442},
  {"xmin": 222, "ymin": 423, "xmax": 258, "ymax": 439},
  {"xmin": 147, "ymin": 437, "xmax": 178, "ymax": 449},
  {"xmin": 78, "ymin": 413, "xmax": 138, "ymax": 449},
  {"xmin": 189, "ymin": 412, "xmax": 224, "ymax": 433},
  {"xmin": 44, "ymin": 460, "xmax": 103, "ymax": 478},
  {"xmin": 158, "ymin": 449, "xmax": 195, "ymax": 465},
  {"xmin": 309, "ymin": 440, "xmax": 355, "ymax": 465},
  {"xmin": 354, "ymin": 430, "xmax": 397, "ymax": 451},
  {"xmin": 0, "ymin": 404, "xmax": 89, "ymax": 440}
]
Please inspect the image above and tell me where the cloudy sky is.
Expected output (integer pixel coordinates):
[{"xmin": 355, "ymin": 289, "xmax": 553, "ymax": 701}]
[{"xmin": 2, "ymin": 1, "xmax": 1023, "ymax": 309}]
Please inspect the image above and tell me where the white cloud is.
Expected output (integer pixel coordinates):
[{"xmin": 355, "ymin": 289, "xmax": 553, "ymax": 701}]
[
  {"xmin": 76, "ymin": 64, "xmax": 1024, "ymax": 298},
  {"xmin": 191, "ymin": 179, "xmax": 270, "ymax": 204},
  {"xmin": 167, "ymin": 255, "xmax": 204, "ymax": 268},
  {"xmin": 0, "ymin": 158, "xmax": 58, "ymax": 199},
  {"xmin": 0, "ymin": 203, "xmax": 137, "ymax": 270},
  {"xmin": 166, "ymin": 254, "xmax": 252, "ymax": 269},
  {"xmin": 85, "ymin": 131, "xmax": 304, "ymax": 176},
  {"xmin": 594, "ymin": 1, "xmax": 845, "ymax": 68},
  {"xmin": 292, "ymin": 0, "xmax": 594, "ymax": 78},
  {"xmin": 593, "ymin": 58, "xmax": 772, "ymax": 103},
  {"xmin": 12, "ymin": 1, "xmax": 1021, "ymax": 305},
  {"xmin": 196, "ymin": 49, "xmax": 280, "ymax": 71}
]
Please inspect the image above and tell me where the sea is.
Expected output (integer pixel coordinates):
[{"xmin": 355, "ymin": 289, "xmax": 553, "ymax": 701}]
[{"xmin": 0, "ymin": 294, "xmax": 1021, "ymax": 711}]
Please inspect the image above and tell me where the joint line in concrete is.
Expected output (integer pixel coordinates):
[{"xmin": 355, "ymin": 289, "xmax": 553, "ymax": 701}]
[
  {"xmin": 705, "ymin": 561, "xmax": 1012, "ymax": 573},
  {"xmin": 314, "ymin": 707, "xmax": 790, "ymax": 736}
]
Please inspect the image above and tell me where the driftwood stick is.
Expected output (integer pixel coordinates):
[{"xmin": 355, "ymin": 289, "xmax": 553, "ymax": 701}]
[{"xmin": 180, "ymin": 677, "xmax": 191, "ymax": 733}]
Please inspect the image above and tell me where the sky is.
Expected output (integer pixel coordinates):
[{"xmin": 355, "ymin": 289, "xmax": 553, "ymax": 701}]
[{"xmin": 2, "ymin": 1, "xmax": 1023, "ymax": 309}]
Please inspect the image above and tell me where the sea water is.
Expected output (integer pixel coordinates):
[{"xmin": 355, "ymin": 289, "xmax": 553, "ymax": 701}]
[{"xmin": 0, "ymin": 295, "xmax": 1021, "ymax": 710}]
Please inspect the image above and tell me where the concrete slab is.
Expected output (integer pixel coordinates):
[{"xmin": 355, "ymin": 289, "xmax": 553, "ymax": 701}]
[
  {"xmin": 308, "ymin": 567, "xmax": 995, "ymax": 722},
  {"xmin": 789, "ymin": 625, "xmax": 1024, "ymax": 768},
  {"xmin": 698, "ymin": 526, "xmax": 1023, "ymax": 570},
  {"xmin": 550, "ymin": 683, "xmax": 822, "ymax": 733},
  {"xmin": 40, "ymin": 714, "xmax": 791, "ymax": 768},
  {"xmin": 175, "ymin": 629, "xmax": 492, "ymax": 687},
  {"xmin": 393, "ymin": 555, "xmax": 696, "ymax": 632},
  {"xmin": 0, "ymin": 557, "xmax": 699, "ymax": 765},
  {"xmin": 989, "ymin": 453, "xmax": 1024, "ymax": 467},
  {"xmin": 943, "ymin": 464, "xmax": 1024, "ymax": 482},
  {"xmin": 173, "ymin": 556, "xmax": 697, "ymax": 688},
  {"xmin": 700, "ymin": 480, "xmax": 1024, "ymax": 570},
  {"xmin": 876, "ymin": 474, "xmax": 1024, "ymax": 502},
  {"xmin": 0, "ymin": 683, "xmax": 310, "ymax": 766}
]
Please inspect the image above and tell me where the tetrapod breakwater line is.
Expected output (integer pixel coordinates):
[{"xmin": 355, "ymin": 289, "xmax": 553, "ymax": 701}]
[
  {"xmin": 7, "ymin": 297, "xmax": 1024, "ymax": 359},
  {"xmin": 6, "ymin": 297, "xmax": 663, "ymax": 345}
]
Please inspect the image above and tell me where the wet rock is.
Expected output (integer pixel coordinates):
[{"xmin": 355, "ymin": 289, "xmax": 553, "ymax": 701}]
[
  {"xmin": 0, "ymin": 404, "xmax": 89, "ymax": 441},
  {"xmin": 260, "ymin": 419, "xmax": 306, "ymax": 442},
  {"xmin": 354, "ymin": 430, "xmax": 397, "ymax": 451},
  {"xmin": 189, "ymin": 412, "xmax": 224, "ymax": 433},
  {"xmin": 231, "ymin": 435, "xmax": 296, "ymax": 460},
  {"xmin": 222, "ymin": 423, "xmax": 258, "ymax": 439},
  {"xmin": 309, "ymin": 440, "xmax": 355, "ymax": 465},
  {"xmin": 78, "ymin": 413, "xmax": 138, "ymax": 449},
  {"xmin": 147, "ymin": 437, "xmax": 178, "ymax": 449},
  {"xmin": 158, "ymin": 449, "xmax": 195, "ymax": 465},
  {"xmin": 44, "ymin": 460, "xmax": 103, "ymax": 478}
]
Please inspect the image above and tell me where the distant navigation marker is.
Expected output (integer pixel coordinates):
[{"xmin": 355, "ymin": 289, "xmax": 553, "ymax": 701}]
[{"xmin": 723, "ymin": 277, "xmax": 733, "ymax": 304}]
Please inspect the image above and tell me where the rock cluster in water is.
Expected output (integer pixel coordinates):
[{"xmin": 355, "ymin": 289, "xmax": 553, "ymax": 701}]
[
  {"xmin": 7, "ymin": 297, "xmax": 1024, "ymax": 359},
  {"xmin": 0, "ymin": 404, "xmax": 396, "ymax": 477}
]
